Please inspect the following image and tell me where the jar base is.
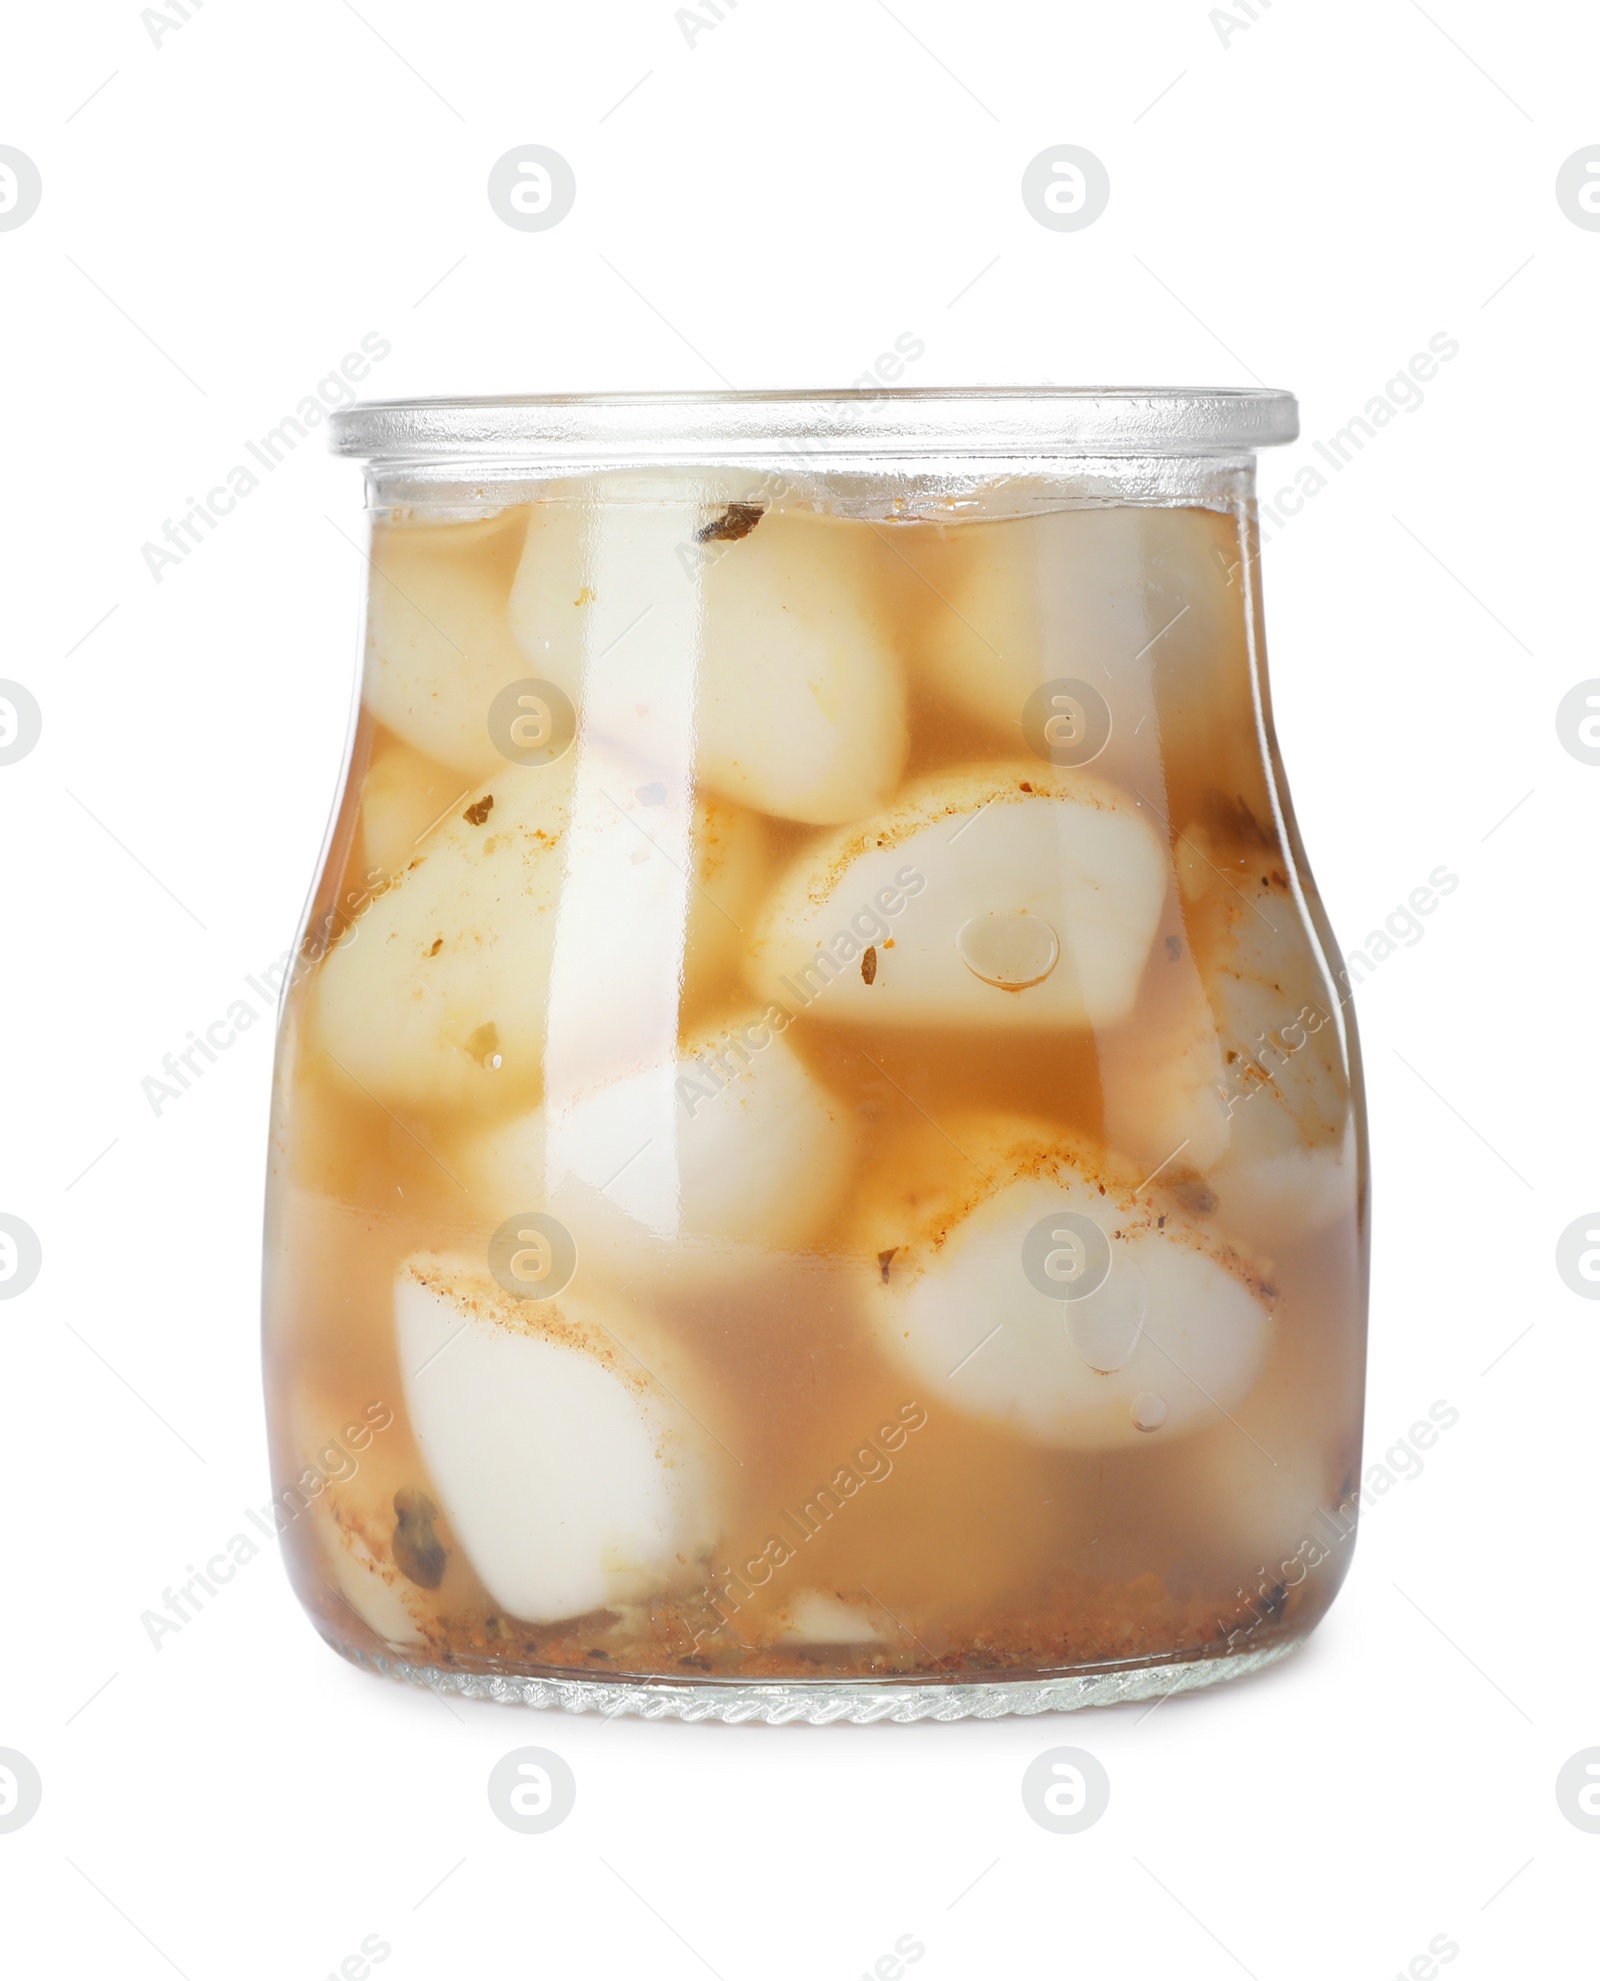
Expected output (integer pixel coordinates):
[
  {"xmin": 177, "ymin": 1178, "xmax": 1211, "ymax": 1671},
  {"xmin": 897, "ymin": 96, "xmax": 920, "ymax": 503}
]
[{"xmin": 322, "ymin": 1631, "xmax": 1303, "ymax": 1724}]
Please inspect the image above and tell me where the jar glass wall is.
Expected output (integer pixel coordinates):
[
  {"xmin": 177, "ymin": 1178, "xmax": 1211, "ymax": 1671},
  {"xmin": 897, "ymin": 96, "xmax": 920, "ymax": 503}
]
[{"xmin": 261, "ymin": 390, "xmax": 1368, "ymax": 1722}]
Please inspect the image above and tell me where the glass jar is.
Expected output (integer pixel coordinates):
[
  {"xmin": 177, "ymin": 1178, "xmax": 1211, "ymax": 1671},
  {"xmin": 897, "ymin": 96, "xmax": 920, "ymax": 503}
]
[{"xmin": 262, "ymin": 389, "xmax": 1368, "ymax": 1724}]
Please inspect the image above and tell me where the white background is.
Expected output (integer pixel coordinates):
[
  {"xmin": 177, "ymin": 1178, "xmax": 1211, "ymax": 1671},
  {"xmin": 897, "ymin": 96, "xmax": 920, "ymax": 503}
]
[{"xmin": 2, "ymin": 2, "xmax": 1596, "ymax": 1975}]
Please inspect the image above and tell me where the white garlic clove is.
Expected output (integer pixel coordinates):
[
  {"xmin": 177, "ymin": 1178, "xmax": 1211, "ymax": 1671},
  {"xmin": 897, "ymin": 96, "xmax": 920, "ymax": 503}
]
[
  {"xmin": 315, "ymin": 757, "xmax": 766, "ymax": 1118},
  {"xmin": 357, "ymin": 728, "xmax": 474, "ymax": 886},
  {"xmin": 313, "ymin": 758, "xmax": 574, "ymax": 1116},
  {"xmin": 309, "ymin": 1493, "xmax": 427, "ymax": 1649},
  {"xmin": 1193, "ymin": 854, "xmax": 1354, "ymax": 1245},
  {"xmin": 389, "ymin": 494, "xmax": 908, "ymax": 825},
  {"xmin": 1098, "ymin": 942, "xmax": 1233, "ymax": 1175},
  {"xmin": 681, "ymin": 791, "xmax": 770, "ymax": 1019},
  {"xmin": 362, "ymin": 507, "xmax": 533, "ymax": 782},
  {"xmin": 860, "ymin": 1117, "xmax": 1274, "ymax": 1451},
  {"xmin": 460, "ymin": 1013, "xmax": 856, "ymax": 1288},
  {"xmin": 506, "ymin": 497, "xmax": 591, "ymax": 692},
  {"xmin": 773, "ymin": 1590, "xmax": 884, "ymax": 1645},
  {"xmin": 899, "ymin": 505, "xmax": 1255, "ymax": 797},
  {"xmin": 1207, "ymin": 1133, "xmax": 1357, "ymax": 1251},
  {"xmin": 1176, "ymin": 1430, "xmax": 1352, "ymax": 1604},
  {"xmin": 694, "ymin": 507, "xmax": 909, "ymax": 825},
  {"xmin": 746, "ymin": 763, "xmax": 1167, "ymax": 1031},
  {"xmin": 395, "ymin": 1259, "xmax": 723, "ymax": 1626}
]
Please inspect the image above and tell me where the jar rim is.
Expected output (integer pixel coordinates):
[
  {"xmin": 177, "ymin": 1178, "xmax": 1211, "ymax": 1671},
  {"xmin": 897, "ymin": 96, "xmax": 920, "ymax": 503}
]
[{"xmin": 328, "ymin": 387, "xmax": 1298, "ymax": 465}]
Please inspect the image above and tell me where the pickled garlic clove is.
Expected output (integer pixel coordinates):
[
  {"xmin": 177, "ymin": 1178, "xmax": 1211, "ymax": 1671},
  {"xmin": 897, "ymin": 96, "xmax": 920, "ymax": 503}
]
[
  {"xmin": 899, "ymin": 507, "xmax": 1152, "ymax": 756},
  {"xmin": 671, "ymin": 791, "xmax": 771, "ymax": 1028},
  {"xmin": 1175, "ymin": 1430, "xmax": 1350, "ymax": 1599},
  {"xmin": 506, "ymin": 497, "xmax": 592, "ymax": 692},
  {"xmin": 858, "ymin": 1116, "xmax": 1274, "ymax": 1451},
  {"xmin": 358, "ymin": 728, "xmax": 474, "ymax": 884},
  {"xmin": 896, "ymin": 505, "xmax": 1256, "ymax": 804},
  {"xmin": 1208, "ymin": 1135, "xmax": 1356, "ymax": 1252},
  {"xmin": 745, "ymin": 763, "xmax": 1167, "ymax": 1031},
  {"xmin": 539, "ymin": 742, "xmax": 770, "ymax": 1105},
  {"xmin": 693, "ymin": 508, "xmax": 909, "ymax": 825},
  {"xmin": 363, "ymin": 506, "xmax": 536, "ymax": 782},
  {"xmin": 314, "ymin": 760, "xmax": 766, "ymax": 1117},
  {"xmin": 395, "ymin": 1259, "xmax": 724, "ymax": 1626},
  {"xmin": 459, "ymin": 1015, "xmax": 856, "ymax": 1286},
  {"xmin": 1192, "ymin": 853, "xmax": 1354, "ymax": 1245},
  {"xmin": 312, "ymin": 757, "xmax": 574, "ymax": 1115},
  {"xmin": 1099, "ymin": 938, "xmax": 1233, "ymax": 1175},
  {"xmin": 774, "ymin": 1590, "xmax": 884, "ymax": 1645},
  {"xmin": 308, "ymin": 1491, "xmax": 428, "ymax": 1649}
]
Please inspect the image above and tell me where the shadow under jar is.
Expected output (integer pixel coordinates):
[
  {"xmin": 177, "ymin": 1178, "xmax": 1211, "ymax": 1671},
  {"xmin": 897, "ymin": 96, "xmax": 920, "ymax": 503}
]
[{"xmin": 261, "ymin": 389, "xmax": 1369, "ymax": 1724}]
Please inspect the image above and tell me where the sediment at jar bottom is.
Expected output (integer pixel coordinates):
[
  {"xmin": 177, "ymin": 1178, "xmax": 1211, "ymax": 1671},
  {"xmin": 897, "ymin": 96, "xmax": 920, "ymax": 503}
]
[{"xmin": 264, "ymin": 486, "xmax": 1366, "ymax": 1687}]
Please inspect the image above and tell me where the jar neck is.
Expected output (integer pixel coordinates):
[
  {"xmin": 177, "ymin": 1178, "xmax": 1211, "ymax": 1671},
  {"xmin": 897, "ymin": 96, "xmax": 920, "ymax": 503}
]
[{"xmin": 362, "ymin": 456, "xmax": 1262, "ymax": 522}]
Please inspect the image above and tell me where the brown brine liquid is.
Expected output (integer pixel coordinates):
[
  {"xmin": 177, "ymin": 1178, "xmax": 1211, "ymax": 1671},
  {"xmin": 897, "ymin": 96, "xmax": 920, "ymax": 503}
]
[{"xmin": 263, "ymin": 487, "xmax": 1367, "ymax": 1686}]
